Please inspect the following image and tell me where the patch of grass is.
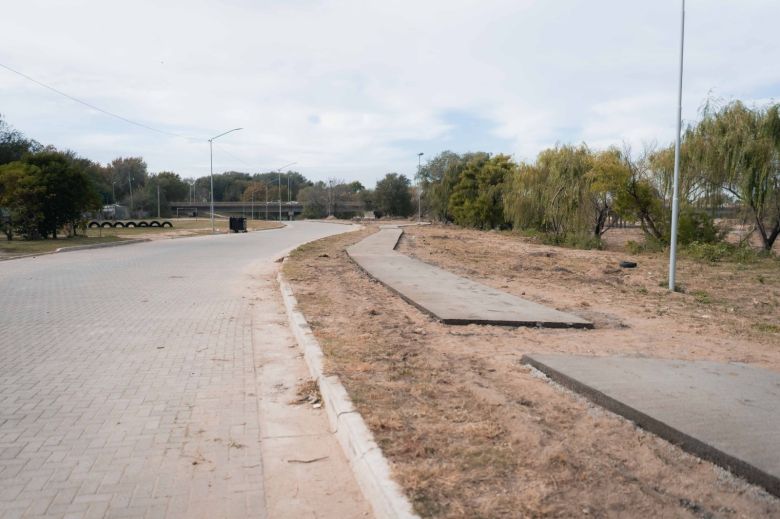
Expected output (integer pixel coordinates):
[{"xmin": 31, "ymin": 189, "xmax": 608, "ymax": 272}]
[
  {"xmin": 658, "ymin": 279, "xmax": 686, "ymax": 293},
  {"xmin": 753, "ymin": 323, "xmax": 780, "ymax": 334},
  {"xmin": 691, "ymin": 290, "xmax": 712, "ymax": 304},
  {"xmin": 0, "ymin": 235, "xmax": 123, "ymax": 256},
  {"xmin": 684, "ymin": 241, "xmax": 762, "ymax": 264}
]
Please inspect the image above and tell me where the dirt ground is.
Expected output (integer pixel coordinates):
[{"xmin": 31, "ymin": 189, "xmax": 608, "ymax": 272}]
[{"xmin": 283, "ymin": 223, "xmax": 780, "ymax": 518}]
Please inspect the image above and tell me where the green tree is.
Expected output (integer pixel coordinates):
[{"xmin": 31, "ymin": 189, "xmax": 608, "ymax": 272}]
[
  {"xmin": 418, "ymin": 151, "xmax": 469, "ymax": 222},
  {"xmin": 24, "ymin": 151, "xmax": 101, "ymax": 238},
  {"xmin": 375, "ymin": 173, "xmax": 413, "ymax": 217},
  {"xmin": 449, "ymin": 154, "xmax": 512, "ymax": 229},
  {"xmin": 693, "ymin": 101, "xmax": 780, "ymax": 251},
  {"xmin": 107, "ymin": 157, "xmax": 148, "ymax": 211},
  {"xmin": 0, "ymin": 161, "xmax": 45, "ymax": 239},
  {"xmin": 298, "ymin": 182, "xmax": 328, "ymax": 218},
  {"xmin": 0, "ymin": 115, "xmax": 41, "ymax": 166}
]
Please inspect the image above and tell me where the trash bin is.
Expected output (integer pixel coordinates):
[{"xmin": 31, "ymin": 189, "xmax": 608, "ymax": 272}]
[{"xmin": 229, "ymin": 217, "xmax": 247, "ymax": 233}]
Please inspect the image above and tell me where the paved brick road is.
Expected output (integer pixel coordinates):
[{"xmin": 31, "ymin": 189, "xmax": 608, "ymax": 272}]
[{"xmin": 0, "ymin": 223, "xmax": 362, "ymax": 519}]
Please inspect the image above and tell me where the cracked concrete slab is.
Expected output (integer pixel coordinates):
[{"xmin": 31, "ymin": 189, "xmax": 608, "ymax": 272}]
[
  {"xmin": 522, "ymin": 354, "xmax": 780, "ymax": 497},
  {"xmin": 347, "ymin": 227, "xmax": 591, "ymax": 328}
]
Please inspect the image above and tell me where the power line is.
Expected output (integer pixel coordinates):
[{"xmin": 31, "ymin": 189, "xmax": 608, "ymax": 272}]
[{"xmin": 0, "ymin": 61, "xmax": 203, "ymax": 142}]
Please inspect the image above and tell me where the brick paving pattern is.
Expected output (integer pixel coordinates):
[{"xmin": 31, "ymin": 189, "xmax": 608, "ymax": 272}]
[{"xmin": 0, "ymin": 224, "xmax": 350, "ymax": 519}]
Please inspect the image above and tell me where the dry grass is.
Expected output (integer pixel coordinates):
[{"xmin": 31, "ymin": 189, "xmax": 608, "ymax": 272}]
[
  {"xmin": 0, "ymin": 235, "xmax": 124, "ymax": 258},
  {"xmin": 283, "ymin": 224, "xmax": 780, "ymax": 518}
]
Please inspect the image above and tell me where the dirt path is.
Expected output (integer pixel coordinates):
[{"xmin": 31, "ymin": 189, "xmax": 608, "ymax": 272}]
[{"xmin": 284, "ymin": 224, "xmax": 780, "ymax": 518}]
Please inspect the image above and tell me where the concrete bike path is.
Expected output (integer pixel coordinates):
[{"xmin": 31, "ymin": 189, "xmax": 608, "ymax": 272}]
[
  {"xmin": 347, "ymin": 226, "xmax": 591, "ymax": 328},
  {"xmin": 523, "ymin": 354, "xmax": 780, "ymax": 497}
]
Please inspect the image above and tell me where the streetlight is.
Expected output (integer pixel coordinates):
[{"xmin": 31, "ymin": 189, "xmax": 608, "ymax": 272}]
[
  {"xmin": 208, "ymin": 127, "xmax": 243, "ymax": 233},
  {"xmin": 128, "ymin": 176, "xmax": 134, "ymax": 216},
  {"xmin": 668, "ymin": 0, "xmax": 685, "ymax": 291},
  {"xmin": 417, "ymin": 152, "xmax": 424, "ymax": 222},
  {"xmin": 274, "ymin": 162, "xmax": 297, "ymax": 222}
]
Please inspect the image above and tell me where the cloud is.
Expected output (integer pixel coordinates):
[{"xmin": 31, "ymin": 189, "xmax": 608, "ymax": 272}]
[{"xmin": 1, "ymin": 0, "xmax": 778, "ymax": 186}]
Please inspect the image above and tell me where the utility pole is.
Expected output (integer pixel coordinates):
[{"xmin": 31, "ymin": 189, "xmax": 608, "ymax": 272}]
[
  {"xmin": 668, "ymin": 0, "xmax": 686, "ymax": 291},
  {"xmin": 265, "ymin": 184, "xmax": 269, "ymax": 220},
  {"xmin": 251, "ymin": 190, "xmax": 254, "ymax": 220},
  {"xmin": 157, "ymin": 183, "xmax": 161, "ymax": 218},
  {"xmin": 111, "ymin": 181, "xmax": 116, "ymax": 204}
]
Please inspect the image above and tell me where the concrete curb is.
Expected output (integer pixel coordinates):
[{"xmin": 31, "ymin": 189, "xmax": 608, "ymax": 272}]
[
  {"xmin": 277, "ymin": 270, "xmax": 419, "ymax": 519},
  {"xmin": 54, "ymin": 239, "xmax": 150, "ymax": 253}
]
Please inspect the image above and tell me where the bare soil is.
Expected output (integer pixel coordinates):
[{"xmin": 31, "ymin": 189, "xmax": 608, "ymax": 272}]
[{"xmin": 283, "ymin": 223, "xmax": 780, "ymax": 518}]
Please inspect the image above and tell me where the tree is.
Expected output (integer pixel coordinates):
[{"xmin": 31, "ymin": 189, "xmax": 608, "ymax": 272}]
[
  {"xmin": 298, "ymin": 182, "xmax": 328, "ymax": 218},
  {"xmin": 611, "ymin": 147, "xmax": 668, "ymax": 243},
  {"xmin": 25, "ymin": 151, "xmax": 101, "ymax": 238},
  {"xmin": 107, "ymin": 157, "xmax": 148, "ymax": 211},
  {"xmin": 0, "ymin": 115, "xmax": 41, "ymax": 166},
  {"xmin": 374, "ymin": 173, "xmax": 413, "ymax": 217},
  {"xmin": 0, "ymin": 161, "xmax": 45, "ymax": 239},
  {"xmin": 0, "ymin": 151, "xmax": 100, "ymax": 239},
  {"xmin": 587, "ymin": 148, "xmax": 630, "ymax": 237},
  {"xmin": 418, "ymin": 151, "xmax": 468, "ymax": 222},
  {"xmin": 693, "ymin": 101, "xmax": 780, "ymax": 251},
  {"xmin": 448, "ymin": 154, "xmax": 512, "ymax": 229}
]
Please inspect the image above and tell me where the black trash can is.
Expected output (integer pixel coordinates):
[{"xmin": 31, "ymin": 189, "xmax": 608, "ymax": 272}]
[{"xmin": 229, "ymin": 217, "xmax": 247, "ymax": 233}]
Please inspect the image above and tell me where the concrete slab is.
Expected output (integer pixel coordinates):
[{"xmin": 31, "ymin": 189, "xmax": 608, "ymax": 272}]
[
  {"xmin": 522, "ymin": 354, "xmax": 780, "ymax": 497},
  {"xmin": 347, "ymin": 227, "xmax": 591, "ymax": 328}
]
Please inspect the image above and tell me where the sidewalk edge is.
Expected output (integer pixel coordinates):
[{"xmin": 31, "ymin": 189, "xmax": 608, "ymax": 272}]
[{"xmin": 278, "ymin": 269, "xmax": 419, "ymax": 519}]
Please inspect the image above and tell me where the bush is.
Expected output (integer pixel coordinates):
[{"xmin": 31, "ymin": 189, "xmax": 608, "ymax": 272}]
[
  {"xmin": 685, "ymin": 241, "xmax": 759, "ymax": 263},
  {"xmin": 676, "ymin": 208, "xmax": 722, "ymax": 245}
]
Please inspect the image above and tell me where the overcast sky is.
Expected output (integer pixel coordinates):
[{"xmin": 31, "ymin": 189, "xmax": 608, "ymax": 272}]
[{"xmin": 1, "ymin": 0, "xmax": 777, "ymax": 186}]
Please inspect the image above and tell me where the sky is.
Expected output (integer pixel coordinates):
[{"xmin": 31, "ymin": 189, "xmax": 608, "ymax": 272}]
[{"xmin": 1, "ymin": 0, "xmax": 778, "ymax": 187}]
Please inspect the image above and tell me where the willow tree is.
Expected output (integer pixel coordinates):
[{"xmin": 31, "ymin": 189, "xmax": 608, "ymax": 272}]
[
  {"xmin": 504, "ymin": 145, "xmax": 593, "ymax": 241},
  {"xmin": 587, "ymin": 148, "xmax": 630, "ymax": 237},
  {"xmin": 694, "ymin": 101, "xmax": 780, "ymax": 251}
]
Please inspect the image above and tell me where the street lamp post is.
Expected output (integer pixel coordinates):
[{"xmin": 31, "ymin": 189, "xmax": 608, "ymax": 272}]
[
  {"xmin": 417, "ymin": 152, "xmax": 424, "ymax": 222},
  {"xmin": 128, "ymin": 177, "xmax": 134, "ymax": 216},
  {"xmin": 272, "ymin": 162, "xmax": 297, "ymax": 222},
  {"xmin": 208, "ymin": 127, "xmax": 243, "ymax": 233},
  {"xmin": 668, "ymin": 0, "xmax": 686, "ymax": 291}
]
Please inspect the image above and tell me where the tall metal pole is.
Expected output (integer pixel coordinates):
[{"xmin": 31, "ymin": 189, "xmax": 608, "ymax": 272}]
[
  {"xmin": 251, "ymin": 191, "xmax": 254, "ymax": 220},
  {"xmin": 288, "ymin": 173, "xmax": 291, "ymax": 221},
  {"xmin": 209, "ymin": 139, "xmax": 215, "ymax": 232},
  {"xmin": 111, "ymin": 181, "xmax": 116, "ymax": 204},
  {"xmin": 417, "ymin": 152, "xmax": 424, "ymax": 222},
  {"xmin": 265, "ymin": 185, "xmax": 268, "ymax": 220},
  {"xmin": 207, "ymin": 128, "xmax": 242, "ymax": 232},
  {"xmin": 157, "ymin": 183, "xmax": 160, "ymax": 218},
  {"xmin": 128, "ymin": 177, "xmax": 134, "ymax": 215},
  {"xmin": 668, "ymin": 0, "xmax": 686, "ymax": 291},
  {"xmin": 278, "ymin": 171, "xmax": 282, "ymax": 222}
]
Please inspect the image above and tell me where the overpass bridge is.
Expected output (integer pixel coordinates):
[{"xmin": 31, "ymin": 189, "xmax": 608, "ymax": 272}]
[{"xmin": 168, "ymin": 200, "xmax": 365, "ymax": 220}]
